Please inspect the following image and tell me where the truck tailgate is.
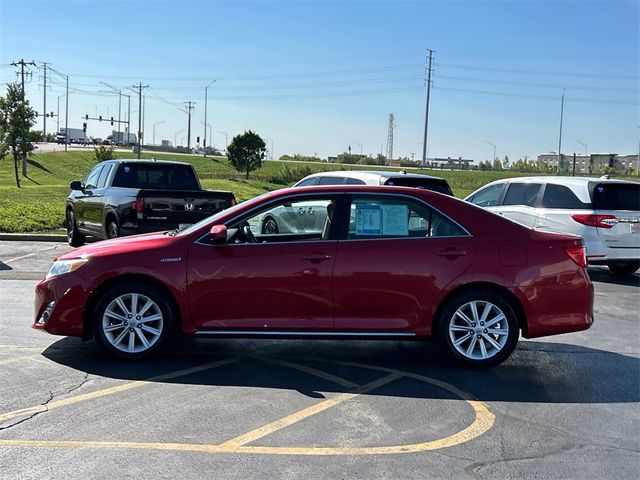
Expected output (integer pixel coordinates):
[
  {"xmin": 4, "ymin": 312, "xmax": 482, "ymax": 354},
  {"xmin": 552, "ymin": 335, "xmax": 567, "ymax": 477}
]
[{"xmin": 140, "ymin": 189, "xmax": 235, "ymax": 225}]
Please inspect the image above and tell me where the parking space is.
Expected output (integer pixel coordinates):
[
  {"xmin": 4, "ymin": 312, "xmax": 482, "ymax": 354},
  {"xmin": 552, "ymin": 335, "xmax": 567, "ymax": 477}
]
[{"xmin": 0, "ymin": 241, "xmax": 638, "ymax": 479}]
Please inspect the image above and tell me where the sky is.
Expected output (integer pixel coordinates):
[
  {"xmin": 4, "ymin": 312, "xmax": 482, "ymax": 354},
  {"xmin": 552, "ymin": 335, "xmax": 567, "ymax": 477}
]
[{"xmin": 0, "ymin": 0, "xmax": 638, "ymax": 162}]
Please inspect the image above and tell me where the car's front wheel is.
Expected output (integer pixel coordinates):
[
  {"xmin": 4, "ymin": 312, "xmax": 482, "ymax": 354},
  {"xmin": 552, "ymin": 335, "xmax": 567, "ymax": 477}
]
[
  {"xmin": 261, "ymin": 217, "xmax": 279, "ymax": 234},
  {"xmin": 608, "ymin": 261, "xmax": 639, "ymax": 277},
  {"xmin": 106, "ymin": 219, "xmax": 120, "ymax": 239},
  {"xmin": 66, "ymin": 208, "xmax": 86, "ymax": 247},
  {"xmin": 437, "ymin": 290, "xmax": 519, "ymax": 368},
  {"xmin": 93, "ymin": 282, "xmax": 175, "ymax": 360}
]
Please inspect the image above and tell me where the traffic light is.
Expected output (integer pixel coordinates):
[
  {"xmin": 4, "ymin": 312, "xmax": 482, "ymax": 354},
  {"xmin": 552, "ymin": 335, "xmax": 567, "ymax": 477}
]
[
  {"xmin": 99, "ymin": 115, "xmax": 102, "ymax": 121},
  {"xmin": 110, "ymin": 117, "xmax": 114, "ymax": 126},
  {"xmin": 85, "ymin": 114, "xmax": 88, "ymax": 120},
  {"xmin": 82, "ymin": 123, "xmax": 87, "ymax": 132},
  {"xmin": 197, "ymin": 136, "xmax": 200, "ymax": 143}
]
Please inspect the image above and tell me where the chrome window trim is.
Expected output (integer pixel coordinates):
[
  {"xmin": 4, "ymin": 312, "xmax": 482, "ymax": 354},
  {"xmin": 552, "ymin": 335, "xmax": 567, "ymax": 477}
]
[
  {"xmin": 194, "ymin": 330, "xmax": 416, "ymax": 337},
  {"xmin": 194, "ymin": 191, "xmax": 345, "ymax": 245}
]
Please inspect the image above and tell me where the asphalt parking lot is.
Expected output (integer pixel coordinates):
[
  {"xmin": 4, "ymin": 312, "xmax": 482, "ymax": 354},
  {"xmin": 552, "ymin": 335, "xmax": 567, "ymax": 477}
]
[{"xmin": 0, "ymin": 241, "xmax": 638, "ymax": 479}]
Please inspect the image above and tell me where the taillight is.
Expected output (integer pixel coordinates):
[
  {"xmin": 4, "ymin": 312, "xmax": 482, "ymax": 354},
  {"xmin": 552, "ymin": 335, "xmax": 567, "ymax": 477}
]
[
  {"xmin": 571, "ymin": 214, "xmax": 617, "ymax": 229},
  {"xmin": 566, "ymin": 244, "xmax": 587, "ymax": 267},
  {"xmin": 132, "ymin": 196, "xmax": 145, "ymax": 219}
]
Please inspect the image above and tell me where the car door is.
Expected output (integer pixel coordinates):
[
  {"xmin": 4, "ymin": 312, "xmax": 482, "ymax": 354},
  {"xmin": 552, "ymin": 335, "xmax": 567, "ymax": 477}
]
[
  {"xmin": 74, "ymin": 164, "xmax": 104, "ymax": 234},
  {"xmin": 332, "ymin": 193, "xmax": 476, "ymax": 335},
  {"xmin": 494, "ymin": 182, "xmax": 543, "ymax": 227},
  {"xmin": 186, "ymin": 194, "xmax": 341, "ymax": 332}
]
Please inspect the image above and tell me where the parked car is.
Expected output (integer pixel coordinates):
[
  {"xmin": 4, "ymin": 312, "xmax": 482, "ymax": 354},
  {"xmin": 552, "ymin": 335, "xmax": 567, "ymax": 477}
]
[
  {"xmin": 258, "ymin": 170, "xmax": 453, "ymax": 234},
  {"xmin": 465, "ymin": 176, "xmax": 640, "ymax": 276},
  {"xmin": 65, "ymin": 159, "xmax": 236, "ymax": 247},
  {"xmin": 36, "ymin": 185, "xmax": 594, "ymax": 368}
]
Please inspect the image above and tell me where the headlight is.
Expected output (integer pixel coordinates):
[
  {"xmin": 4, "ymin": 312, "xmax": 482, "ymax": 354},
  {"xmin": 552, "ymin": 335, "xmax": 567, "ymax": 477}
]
[{"xmin": 46, "ymin": 258, "xmax": 90, "ymax": 279}]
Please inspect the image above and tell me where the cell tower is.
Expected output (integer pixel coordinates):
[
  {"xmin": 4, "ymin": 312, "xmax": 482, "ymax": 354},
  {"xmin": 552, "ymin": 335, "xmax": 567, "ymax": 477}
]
[{"xmin": 386, "ymin": 113, "xmax": 395, "ymax": 165}]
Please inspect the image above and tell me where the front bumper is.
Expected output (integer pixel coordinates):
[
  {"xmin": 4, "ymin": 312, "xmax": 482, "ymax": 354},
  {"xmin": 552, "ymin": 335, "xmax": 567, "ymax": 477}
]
[{"xmin": 33, "ymin": 272, "xmax": 92, "ymax": 337}]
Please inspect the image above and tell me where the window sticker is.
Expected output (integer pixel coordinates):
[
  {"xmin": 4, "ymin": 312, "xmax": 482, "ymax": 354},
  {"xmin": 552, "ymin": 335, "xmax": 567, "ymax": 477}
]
[
  {"xmin": 355, "ymin": 204, "xmax": 382, "ymax": 235},
  {"xmin": 382, "ymin": 204, "xmax": 409, "ymax": 235}
]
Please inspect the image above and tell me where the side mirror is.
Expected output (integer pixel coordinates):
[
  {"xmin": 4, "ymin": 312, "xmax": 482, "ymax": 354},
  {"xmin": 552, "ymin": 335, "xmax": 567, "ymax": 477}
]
[
  {"xmin": 69, "ymin": 181, "xmax": 83, "ymax": 191},
  {"xmin": 209, "ymin": 224, "xmax": 228, "ymax": 244}
]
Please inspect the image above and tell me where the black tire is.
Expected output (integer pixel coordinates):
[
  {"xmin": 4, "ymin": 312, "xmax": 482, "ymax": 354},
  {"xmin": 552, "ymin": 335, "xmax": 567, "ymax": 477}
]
[
  {"xmin": 261, "ymin": 217, "xmax": 279, "ymax": 234},
  {"xmin": 608, "ymin": 262, "xmax": 639, "ymax": 277},
  {"xmin": 93, "ymin": 282, "xmax": 175, "ymax": 360},
  {"xmin": 106, "ymin": 218, "xmax": 120, "ymax": 239},
  {"xmin": 66, "ymin": 208, "xmax": 86, "ymax": 247},
  {"xmin": 437, "ymin": 289, "xmax": 519, "ymax": 368}
]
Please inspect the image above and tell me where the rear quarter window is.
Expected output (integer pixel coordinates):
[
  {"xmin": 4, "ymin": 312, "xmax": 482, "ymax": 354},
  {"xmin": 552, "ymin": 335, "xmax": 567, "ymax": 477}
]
[
  {"xmin": 591, "ymin": 183, "xmax": 640, "ymax": 210},
  {"xmin": 541, "ymin": 184, "xmax": 590, "ymax": 209}
]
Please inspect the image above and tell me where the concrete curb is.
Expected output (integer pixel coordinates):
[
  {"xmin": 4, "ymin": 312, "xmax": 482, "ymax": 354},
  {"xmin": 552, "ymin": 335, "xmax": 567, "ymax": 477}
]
[{"xmin": 0, "ymin": 233, "xmax": 68, "ymax": 242}]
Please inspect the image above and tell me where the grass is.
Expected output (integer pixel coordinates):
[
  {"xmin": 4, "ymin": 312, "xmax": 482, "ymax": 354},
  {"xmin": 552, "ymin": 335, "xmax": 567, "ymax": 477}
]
[{"xmin": 0, "ymin": 149, "xmax": 636, "ymax": 233}]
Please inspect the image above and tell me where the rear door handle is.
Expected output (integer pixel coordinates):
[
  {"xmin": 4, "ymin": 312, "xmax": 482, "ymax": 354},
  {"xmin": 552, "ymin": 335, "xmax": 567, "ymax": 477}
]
[
  {"xmin": 302, "ymin": 254, "xmax": 332, "ymax": 263},
  {"xmin": 437, "ymin": 248, "xmax": 467, "ymax": 258}
]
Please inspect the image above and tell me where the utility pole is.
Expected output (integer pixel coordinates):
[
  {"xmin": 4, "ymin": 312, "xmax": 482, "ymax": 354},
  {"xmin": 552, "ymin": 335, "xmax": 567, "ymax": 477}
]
[
  {"xmin": 132, "ymin": 83, "xmax": 148, "ymax": 158},
  {"xmin": 557, "ymin": 91, "xmax": 565, "ymax": 175},
  {"xmin": 183, "ymin": 101, "xmax": 195, "ymax": 149},
  {"xmin": 421, "ymin": 49, "xmax": 434, "ymax": 168},
  {"xmin": 41, "ymin": 62, "xmax": 48, "ymax": 141},
  {"xmin": 12, "ymin": 59, "xmax": 36, "ymax": 176},
  {"xmin": 11, "ymin": 59, "xmax": 36, "ymax": 99}
]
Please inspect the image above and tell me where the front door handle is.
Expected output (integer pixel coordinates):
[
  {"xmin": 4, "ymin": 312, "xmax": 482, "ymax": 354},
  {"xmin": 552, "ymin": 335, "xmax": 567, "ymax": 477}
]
[
  {"xmin": 302, "ymin": 254, "xmax": 332, "ymax": 263},
  {"xmin": 437, "ymin": 248, "xmax": 466, "ymax": 258}
]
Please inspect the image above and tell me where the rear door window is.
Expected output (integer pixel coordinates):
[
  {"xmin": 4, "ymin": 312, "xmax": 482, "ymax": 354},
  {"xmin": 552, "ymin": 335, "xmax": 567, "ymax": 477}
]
[
  {"xmin": 96, "ymin": 164, "xmax": 113, "ymax": 188},
  {"xmin": 541, "ymin": 184, "xmax": 589, "ymax": 209},
  {"xmin": 467, "ymin": 183, "xmax": 504, "ymax": 207},
  {"xmin": 503, "ymin": 183, "xmax": 542, "ymax": 206},
  {"xmin": 317, "ymin": 176, "xmax": 347, "ymax": 185},
  {"xmin": 591, "ymin": 183, "xmax": 640, "ymax": 210}
]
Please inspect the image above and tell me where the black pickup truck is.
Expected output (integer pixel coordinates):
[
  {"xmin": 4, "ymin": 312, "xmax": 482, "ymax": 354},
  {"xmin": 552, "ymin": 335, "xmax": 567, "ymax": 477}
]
[{"xmin": 65, "ymin": 159, "xmax": 236, "ymax": 246}]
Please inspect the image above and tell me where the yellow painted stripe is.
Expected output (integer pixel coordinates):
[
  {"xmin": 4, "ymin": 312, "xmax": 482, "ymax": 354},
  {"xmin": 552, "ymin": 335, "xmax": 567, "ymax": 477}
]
[
  {"xmin": 0, "ymin": 358, "xmax": 238, "ymax": 422},
  {"xmin": 219, "ymin": 373, "xmax": 402, "ymax": 448},
  {"xmin": 0, "ymin": 355, "xmax": 40, "ymax": 366},
  {"xmin": 263, "ymin": 358, "xmax": 359, "ymax": 388},
  {"xmin": 0, "ymin": 400, "xmax": 493, "ymax": 455}
]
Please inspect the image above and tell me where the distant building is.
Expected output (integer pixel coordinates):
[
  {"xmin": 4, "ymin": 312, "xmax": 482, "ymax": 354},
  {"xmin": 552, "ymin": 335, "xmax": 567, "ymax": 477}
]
[
  {"xmin": 161, "ymin": 140, "xmax": 171, "ymax": 148},
  {"xmin": 539, "ymin": 152, "xmax": 639, "ymax": 174}
]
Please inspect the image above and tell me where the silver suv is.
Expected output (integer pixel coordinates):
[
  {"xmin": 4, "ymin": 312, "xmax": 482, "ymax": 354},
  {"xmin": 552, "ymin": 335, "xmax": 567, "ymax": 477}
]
[
  {"xmin": 255, "ymin": 170, "xmax": 453, "ymax": 236},
  {"xmin": 465, "ymin": 176, "xmax": 640, "ymax": 276}
]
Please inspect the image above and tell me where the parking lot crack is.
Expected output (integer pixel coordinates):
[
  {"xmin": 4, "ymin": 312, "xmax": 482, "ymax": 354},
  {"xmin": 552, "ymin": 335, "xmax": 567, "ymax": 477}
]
[{"xmin": 0, "ymin": 374, "xmax": 90, "ymax": 432}]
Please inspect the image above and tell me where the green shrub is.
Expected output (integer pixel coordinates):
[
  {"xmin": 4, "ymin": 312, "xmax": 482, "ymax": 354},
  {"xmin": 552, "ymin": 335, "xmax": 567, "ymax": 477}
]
[{"xmin": 94, "ymin": 146, "xmax": 115, "ymax": 162}]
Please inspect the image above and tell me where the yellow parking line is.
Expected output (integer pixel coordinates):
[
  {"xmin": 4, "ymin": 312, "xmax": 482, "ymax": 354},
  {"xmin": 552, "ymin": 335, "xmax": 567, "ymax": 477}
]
[
  {"xmin": 0, "ymin": 359, "xmax": 496, "ymax": 455},
  {"xmin": 219, "ymin": 372, "xmax": 402, "ymax": 449},
  {"xmin": 263, "ymin": 358, "xmax": 359, "ymax": 388},
  {"xmin": 0, "ymin": 358, "xmax": 238, "ymax": 423},
  {"xmin": 0, "ymin": 355, "xmax": 40, "ymax": 366}
]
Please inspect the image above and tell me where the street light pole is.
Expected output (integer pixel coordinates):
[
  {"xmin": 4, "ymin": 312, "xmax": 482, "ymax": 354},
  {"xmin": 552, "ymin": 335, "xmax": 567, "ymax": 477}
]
[
  {"xmin": 153, "ymin": 121, "xmax": 165, "ymax": 146},
  {"xmin": 218, "ymin": 131, "xmax": 228, "ymax": 153},
  {"xmin": 204, "ymin": 79, "xmax": 216, "ymax": 157},
  {"xmin": 577, "ymin": 140, "xmax": 587, "ymax": 174},
  {"xmin": 486, "ymin": 141, "xmax": 496, "ymax": 164},
  {"xmin": 175, "ymin": 129, "xmax": 185, "ymax": 147},
  {"xmin": 557, "ymin": 92, "xmax": 565, "ymax": 175}
]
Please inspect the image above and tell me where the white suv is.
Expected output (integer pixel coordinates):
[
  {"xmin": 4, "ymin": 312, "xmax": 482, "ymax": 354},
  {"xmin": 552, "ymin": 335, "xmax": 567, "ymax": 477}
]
[{"xmin": 465, "ymin": 176, "xmax": 640, "ymax": 276}]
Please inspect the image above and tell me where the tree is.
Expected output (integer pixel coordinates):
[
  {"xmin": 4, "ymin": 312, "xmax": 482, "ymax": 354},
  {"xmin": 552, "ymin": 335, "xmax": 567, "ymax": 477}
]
[
  {"xmin": 227, "ymin": 130, "xmax": 266, "ymax": 179},
  {"xmin": 0, "ymin": 83, "xmax": 37, "ymax": 187}
]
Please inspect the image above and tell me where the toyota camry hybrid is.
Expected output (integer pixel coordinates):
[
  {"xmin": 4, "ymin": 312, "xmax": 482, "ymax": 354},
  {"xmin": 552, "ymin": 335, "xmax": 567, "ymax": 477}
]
[{"xmin": 34, "ymin": 185, "xmax": 594, "ymax": 368}]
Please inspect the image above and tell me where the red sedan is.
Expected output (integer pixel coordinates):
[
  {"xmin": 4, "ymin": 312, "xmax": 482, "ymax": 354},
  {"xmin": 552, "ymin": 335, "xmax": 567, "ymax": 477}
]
[{"xmin": 34, "ymin": 186, "xmax": 594, "ymax": 368}]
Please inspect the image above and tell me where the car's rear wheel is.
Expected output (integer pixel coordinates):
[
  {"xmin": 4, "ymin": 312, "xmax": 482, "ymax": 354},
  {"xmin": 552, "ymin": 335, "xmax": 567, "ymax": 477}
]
[
  {"xmin": 66, "ymin": 208, "xmax": 86, "ymax": 247},
  {"xmin": 261, "ymin": 217, "xmax": 279, "ymax": 234},
  {"xmin": 93, "ymin": 282, "xmax": 175, "ymax": 360},
  {"xmin": 437, "ymin": 290, "xmax": 519, "ymax": 368},
  {"xmin": 608, "ymin": 261, "xmax": 639, "ymax": 276},
  {"xmin": 106, "ymin": 219, "xmax": 119, "ymax": 239}
]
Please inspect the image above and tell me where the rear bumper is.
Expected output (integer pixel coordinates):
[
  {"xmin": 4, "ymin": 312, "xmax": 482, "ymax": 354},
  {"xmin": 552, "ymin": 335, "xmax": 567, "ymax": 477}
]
[{"xmin": 518, "ymin": 269, "xmax": 594, "ymax": 339}]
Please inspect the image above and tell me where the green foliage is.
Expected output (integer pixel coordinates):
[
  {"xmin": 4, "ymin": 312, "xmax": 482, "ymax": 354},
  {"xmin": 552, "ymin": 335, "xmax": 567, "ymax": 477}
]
[
  {"xmin": 0, "ymin": 83, "xmax": 37, "ymax": 187},
  {"xmin": 275, "ymin": 164, "xmax": 314, "ymax": 184},
  {"xmin": 94, "ymin": 145, "xmax": 115, "ymax": 162},
  {"xmin": 227, "ymin": 130, "xmax": 266, "ymax": 179},
  {"xmin": 279, "ymin": 154, "xmax": 323, "ymax": 163}
]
